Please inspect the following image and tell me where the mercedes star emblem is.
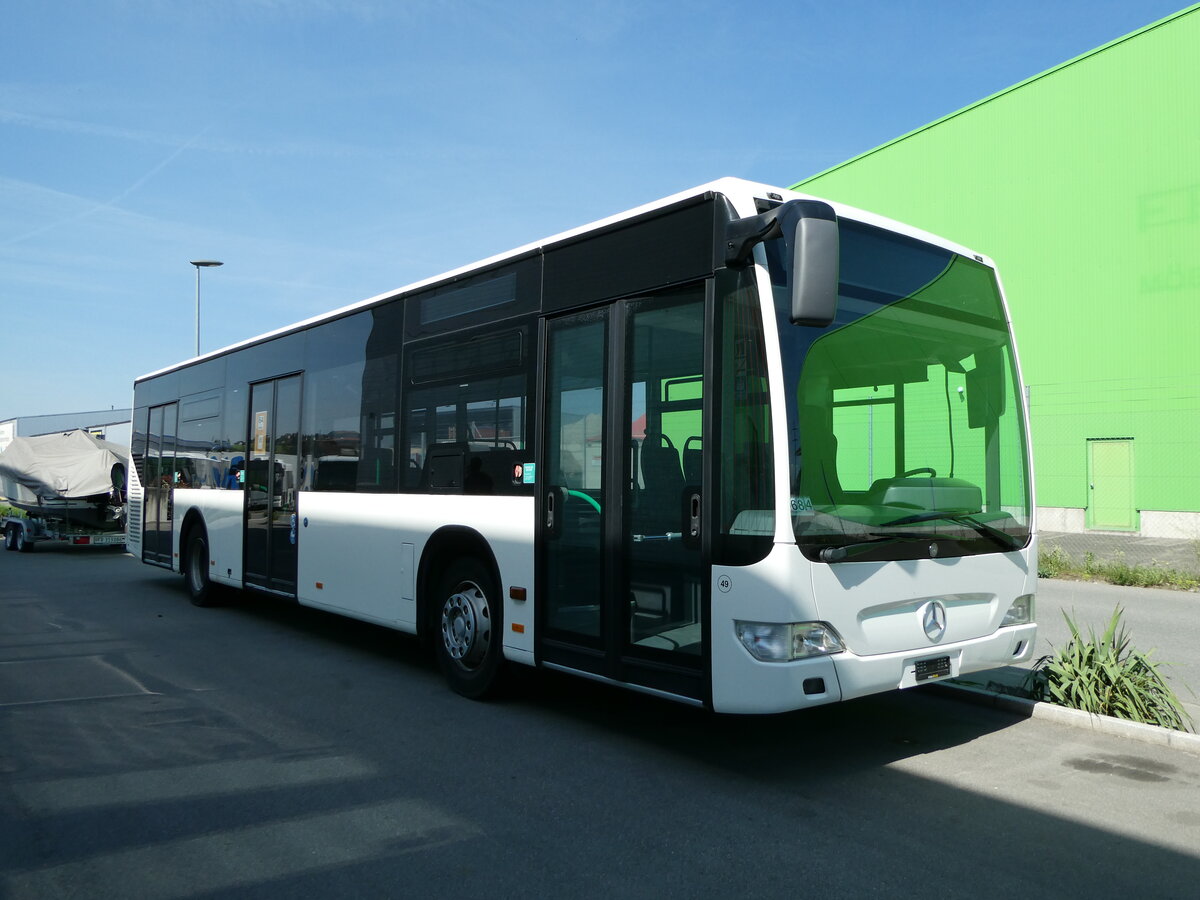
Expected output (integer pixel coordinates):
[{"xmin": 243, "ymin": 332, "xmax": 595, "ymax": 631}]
[{"xmin": 923, "ymin": 600, "xmax": 947, "ymax": 641}]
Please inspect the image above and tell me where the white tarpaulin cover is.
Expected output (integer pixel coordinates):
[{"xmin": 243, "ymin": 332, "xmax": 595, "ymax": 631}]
[{"xmin": 0, "ymin": 430, "xmax": 128, "ymax": 503}]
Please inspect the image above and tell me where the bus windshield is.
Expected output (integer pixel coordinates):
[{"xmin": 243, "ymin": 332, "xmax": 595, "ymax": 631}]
[{"xmin": 770, "ymin": 219, "xmax": 1032, "ymax": 563}]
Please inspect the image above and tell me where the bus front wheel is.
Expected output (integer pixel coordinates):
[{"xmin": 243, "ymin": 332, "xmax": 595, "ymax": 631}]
[{"xmin": 433, "ymin": 557, "xmax": 504, "ymax": 699}]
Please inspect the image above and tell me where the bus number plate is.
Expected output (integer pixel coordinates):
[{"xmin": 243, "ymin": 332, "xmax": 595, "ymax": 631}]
[{"xmin": 915, "ymin": 656, "xmax": 951, "ymax": 681}]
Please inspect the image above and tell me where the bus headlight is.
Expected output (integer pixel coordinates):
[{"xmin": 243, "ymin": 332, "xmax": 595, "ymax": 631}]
[
  {"xmin": 735, "ymin": 621, "xmax": 845, "ymax": 662},
  {"xmin": 1001, "ymin": 594, "xmax": 1035, "ymax": 627}
]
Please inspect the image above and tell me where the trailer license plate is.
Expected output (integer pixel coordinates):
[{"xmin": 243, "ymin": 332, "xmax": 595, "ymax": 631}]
[{"xmin": 915, "ymin": 656, "xmax": 951, "ymax": 681}]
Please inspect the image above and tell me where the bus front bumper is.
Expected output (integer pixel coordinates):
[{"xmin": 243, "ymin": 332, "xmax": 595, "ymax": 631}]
[{"xmin": 710, "ymin": 622, "xmax": 1037, "ymax": 714}]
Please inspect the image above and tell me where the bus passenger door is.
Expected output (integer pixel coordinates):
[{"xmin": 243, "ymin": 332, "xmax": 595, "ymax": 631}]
[
  {"xmin": 142, "ymin": 402, "xmax": 178, "ymax": 566},
  {"xmin": 622, "ymin": 292, "xmax": 708, "ymax": 697},
  {"xmin": 541, "ymin": 309, "xmax": 607, "ymax": 661},
  {"xmin": 539, "ymin": 286, "xmax": 709, "ymax": 703},
  {"xmin": 244, "ymin": 375, "xmax": 302, "ymax": 596}
]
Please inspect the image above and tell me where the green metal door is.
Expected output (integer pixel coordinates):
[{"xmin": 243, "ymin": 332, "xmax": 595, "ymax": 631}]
[{"xmin": 1086, "ymin": 439, "xmax": 1137, "ymax": 531}]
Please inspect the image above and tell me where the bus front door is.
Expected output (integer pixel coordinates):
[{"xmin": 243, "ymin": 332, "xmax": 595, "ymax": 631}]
[
  {"xmin": 539, "ymin": 286, "xmax": 709, "ymax": 703},
  {"xmin": 244, "ymin": 374, "xmax": 302, "ymax": 596}
]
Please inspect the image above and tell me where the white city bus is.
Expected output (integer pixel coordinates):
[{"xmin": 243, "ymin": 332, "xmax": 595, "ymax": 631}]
[{"xmin": 129, "ymin": 178, "xmax": 1036, "ymax": 713}]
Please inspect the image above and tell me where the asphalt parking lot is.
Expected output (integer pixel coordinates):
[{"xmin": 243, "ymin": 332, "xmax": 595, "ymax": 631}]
[{"xmin": 2, "ymin": 547, "xmax": 1199, "ymax": 898}]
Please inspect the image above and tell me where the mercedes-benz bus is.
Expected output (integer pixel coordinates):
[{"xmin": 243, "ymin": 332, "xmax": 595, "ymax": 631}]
[{"xmin": 129, "ymin": 178, "xmax": 1036, "ymax": 713}]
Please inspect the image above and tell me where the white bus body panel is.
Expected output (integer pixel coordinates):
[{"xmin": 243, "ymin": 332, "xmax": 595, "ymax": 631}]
[
  {"xmin": 178, "ymin": 490, "xmax": 245, "ymax": 584},
  {"xmin": 810, "ymin": 547, "xmax": 1036, "ymax": 655},
  {"xmin": 173, "ymin": 491, "xmax": 536, "ymax": 661},
  {"xmin": 710, "ymin": 542, "xmax": 1037, "ymax": 714},
  {"xmin": 125, "ymin": 460, "xmax": 143, "ymax": 557}
]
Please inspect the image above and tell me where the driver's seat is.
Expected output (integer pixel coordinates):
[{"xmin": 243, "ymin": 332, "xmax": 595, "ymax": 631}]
[{"xmin": 798, "ymin": 408, "xmax": 844, "ymax": 507}]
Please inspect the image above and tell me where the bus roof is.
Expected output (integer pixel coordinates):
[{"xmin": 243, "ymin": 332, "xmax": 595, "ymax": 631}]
[{"xmin": 136, "ymin": 176, "xmax": 993, "ymax": 383}]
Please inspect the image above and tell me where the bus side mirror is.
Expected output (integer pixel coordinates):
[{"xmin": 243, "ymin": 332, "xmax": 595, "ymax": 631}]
[
  {"xmin": 780, "ymin": 201, "xmax": 839, "ymax": 327},
  {"xmin": 724, "ymin": 199, "xmax": 840, "ymax": 327}
]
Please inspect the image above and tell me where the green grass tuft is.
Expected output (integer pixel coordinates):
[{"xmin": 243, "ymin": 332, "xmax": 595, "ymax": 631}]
[{"xmin": 1038, "ymin": 547, "xmax": 1200, "ymax": 590}]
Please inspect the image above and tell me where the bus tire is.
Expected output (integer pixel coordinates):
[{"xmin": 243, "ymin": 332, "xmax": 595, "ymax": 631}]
[
  {"xmin": 432, "ymin": 557, "xmax": 504, "ymax": 699},
  {"xmin": 185, "ymin": 530, "xmax": 218, "ymax": 607}
]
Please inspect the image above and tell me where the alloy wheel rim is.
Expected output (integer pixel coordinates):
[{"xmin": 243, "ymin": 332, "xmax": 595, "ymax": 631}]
[{"xmin": 440, "ymin": 581, "xmax": 491, "ymax": 668}]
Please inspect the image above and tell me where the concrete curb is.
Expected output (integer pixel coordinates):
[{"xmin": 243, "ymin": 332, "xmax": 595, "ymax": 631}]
[{"xmin": 931, "ymin": 681, "xmax": 1200, "ymax": 758}]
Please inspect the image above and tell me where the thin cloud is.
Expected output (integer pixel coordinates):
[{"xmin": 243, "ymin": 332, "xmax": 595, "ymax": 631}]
[
  {"xmin": 0, "ymin": 105, "xmax": 383, "ymax": 160},
  {"xmin": 0, "ymin": 128, "xmax": 210, "ymax": 245},
  {"xmin": 0, "ymin": 107, "xmax": 183, "ymax": 147}
]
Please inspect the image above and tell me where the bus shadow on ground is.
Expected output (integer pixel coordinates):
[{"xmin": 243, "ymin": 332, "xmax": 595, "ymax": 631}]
[{"xmin": 196, "ymin": 577, "xmax": 1023, "ymax": 777}]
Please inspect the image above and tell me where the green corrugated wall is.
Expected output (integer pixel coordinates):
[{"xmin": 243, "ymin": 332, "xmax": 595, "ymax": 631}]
[{"xmin": 794, "ymin": 5, "xmax": 1200, "ymax": 526}]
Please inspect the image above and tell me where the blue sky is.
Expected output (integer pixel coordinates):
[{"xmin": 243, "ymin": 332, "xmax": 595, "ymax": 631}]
[{"xmin": 1, "ymin": 0, "xmax": 1188, "ymax": 418}]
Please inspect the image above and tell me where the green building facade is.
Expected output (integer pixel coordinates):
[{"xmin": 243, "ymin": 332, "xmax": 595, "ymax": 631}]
[{"xmin": 795, "ymin": 5, "xmax": 1200, "ymax": 538}]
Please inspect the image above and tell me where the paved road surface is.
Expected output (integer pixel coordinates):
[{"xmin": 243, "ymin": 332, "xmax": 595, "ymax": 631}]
[{"xmin": 2, "ymin": 548, "xmax": 1199, "ymax": 898}]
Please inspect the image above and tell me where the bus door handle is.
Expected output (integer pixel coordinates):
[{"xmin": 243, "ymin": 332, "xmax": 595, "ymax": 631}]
[
  {"xmin": 546, "ymin": 486, "xmax": 567, "ymax": 539},
  {"xmin": 684, "ymin": 491, "xmax": 701, "ymax": 549}
]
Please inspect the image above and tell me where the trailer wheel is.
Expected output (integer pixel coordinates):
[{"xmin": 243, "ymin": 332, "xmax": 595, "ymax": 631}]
[
  {"xmin": 14, "ymin": 525, "xmax": 32, "ymax": 553},
  {"xmin": 185, "ymin": 531, "xmax": 218, "ymax": 606},
  {"xmin": 4, "ymin": 525, "xmax": 16, "ymax": 551}
]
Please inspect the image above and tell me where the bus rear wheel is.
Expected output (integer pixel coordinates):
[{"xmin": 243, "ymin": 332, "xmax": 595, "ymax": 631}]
[
  {"xmin": 433, "ymin": 557, "xmax": 504, "ymax": 699},
  {"xmin": 185, "ymin": 531, "xmax": 219, "ymax": 607}
]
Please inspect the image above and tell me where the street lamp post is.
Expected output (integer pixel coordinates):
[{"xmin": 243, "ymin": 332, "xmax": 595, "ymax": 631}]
[{"xmin": 190, "ymin": 260, "xmax": 224, "ymax": 357}]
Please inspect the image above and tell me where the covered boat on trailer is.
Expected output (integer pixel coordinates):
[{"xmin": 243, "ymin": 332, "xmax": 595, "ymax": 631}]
[{"xmin": 1, "ymin": 430, "xmax": 127, "ymax": 550}]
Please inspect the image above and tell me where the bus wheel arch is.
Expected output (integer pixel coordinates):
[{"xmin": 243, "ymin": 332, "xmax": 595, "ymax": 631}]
[{"xmin": 419, "ymin": 528, "xmax": 505, "ymax": 698}]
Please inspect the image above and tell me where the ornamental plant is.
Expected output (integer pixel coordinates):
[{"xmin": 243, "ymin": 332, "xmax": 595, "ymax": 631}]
[{"xmin": 1028, "ymin": 606, "xmax": 1194, "ymax": 733}]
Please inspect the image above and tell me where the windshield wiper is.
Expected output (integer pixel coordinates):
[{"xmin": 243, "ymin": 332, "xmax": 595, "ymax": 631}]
[
  {"xmin": 881, "ymin": 511, "xmax": 1021, "ymax": 551},
  {"xmin": 818, "ymin": 532, "xmax": 941, "ymax": 562}
]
